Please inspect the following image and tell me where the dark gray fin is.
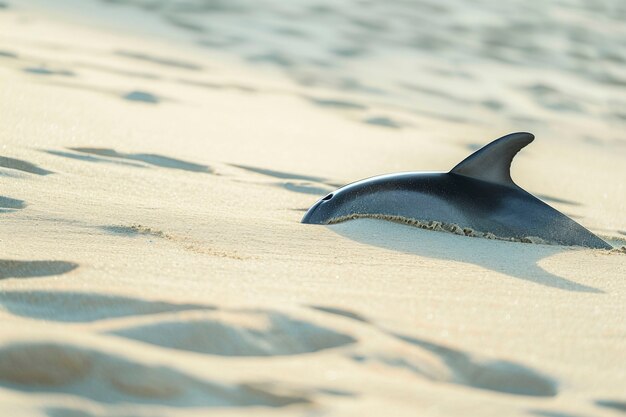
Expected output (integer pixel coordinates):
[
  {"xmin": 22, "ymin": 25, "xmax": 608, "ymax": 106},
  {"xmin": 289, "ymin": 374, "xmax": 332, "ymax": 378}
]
[{"xmin": 450, "ymin": 132, "xmax": 534, "ymax": 187}]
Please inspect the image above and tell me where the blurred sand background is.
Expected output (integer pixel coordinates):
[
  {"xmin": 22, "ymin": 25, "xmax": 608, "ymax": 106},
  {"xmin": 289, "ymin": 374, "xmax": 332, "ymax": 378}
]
[{"xmin": 0, "ymin": 0, "xmax": 625, "ymax": 416}]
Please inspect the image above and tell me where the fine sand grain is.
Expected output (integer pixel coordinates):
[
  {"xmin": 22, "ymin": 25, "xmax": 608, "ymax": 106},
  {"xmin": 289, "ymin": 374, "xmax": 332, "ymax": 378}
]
[{"xmin": 1, "ymin": 1, "xmax": 625, "ymax": 416}]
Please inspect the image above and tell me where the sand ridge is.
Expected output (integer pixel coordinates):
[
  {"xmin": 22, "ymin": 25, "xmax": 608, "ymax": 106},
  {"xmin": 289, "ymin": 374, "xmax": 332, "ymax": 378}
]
[{"xmin": 327, "ymin": 214, "xmax": 555, "ymax": 245}]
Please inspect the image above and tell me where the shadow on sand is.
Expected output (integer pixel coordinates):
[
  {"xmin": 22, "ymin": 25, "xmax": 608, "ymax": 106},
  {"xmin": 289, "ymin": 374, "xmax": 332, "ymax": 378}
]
[
  {"xmin": 0, "ymin": 196, "xmax": 26, "ymax": 212},
  {"xmin": 230, "ymin": 163, "xmax": 329, "ymax": 183},
  {"xmin": 329, "ymin": 219, "xmax": 601, "ymax": 293},
  {"xmin": 0, "ymin": 260, "xmax": 78, "ymax": 279},
  {"xmin": 0, "ymin": 156, "xmax": 53, "ymax": 175},
  {"xmin": 395, "ymin": 333, "xmax": 557, "ymax": 396},
  {"xmin": 0, "ymin": 290, "xmax": 213, "ymax": 322},
  {"xmin": 310, "ymin": 304, "xmax": 558, "ymax": 397},
  {"xmin": 43, "ymin": 150, "xmax": 146, "ymax": 168},
  {"xmin": 115, "ymin": 50, "xmax": 203, "ymax": 71},
  {"xmin": 594, "ymin": 399, "xmax": 626, "ymax": 413},
  {"xmin": 69, "ymin": 148, "xmax": 212, "ymax": 173}
]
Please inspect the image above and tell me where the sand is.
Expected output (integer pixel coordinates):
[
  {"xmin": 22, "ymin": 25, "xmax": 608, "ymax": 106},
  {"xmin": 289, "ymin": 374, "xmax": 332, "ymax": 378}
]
[{"xmin": 1, "ymin": 1, "xmax": 625, "ymax": 416}]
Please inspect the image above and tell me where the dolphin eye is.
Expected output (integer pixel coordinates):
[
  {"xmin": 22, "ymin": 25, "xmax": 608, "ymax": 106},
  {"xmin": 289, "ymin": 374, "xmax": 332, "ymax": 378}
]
[{"xmin": 322, "ymin": 193, "xmax": 334, "ymax": 201}]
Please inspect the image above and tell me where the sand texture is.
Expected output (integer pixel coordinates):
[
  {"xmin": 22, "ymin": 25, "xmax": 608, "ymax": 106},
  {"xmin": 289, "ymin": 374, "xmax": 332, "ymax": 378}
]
[{"xmin": 1, "ymin": 1, "xmax": 625, "ymax": 416}]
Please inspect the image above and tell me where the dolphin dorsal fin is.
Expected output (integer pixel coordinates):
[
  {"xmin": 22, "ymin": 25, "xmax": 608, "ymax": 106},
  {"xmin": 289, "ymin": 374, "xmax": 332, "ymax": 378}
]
[{"xmin": 449, "ymin": 132, "xmax": 534, "ymax": 187}]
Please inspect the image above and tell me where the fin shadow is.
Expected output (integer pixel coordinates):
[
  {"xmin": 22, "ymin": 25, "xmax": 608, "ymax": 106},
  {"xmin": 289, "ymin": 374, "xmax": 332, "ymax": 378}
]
[
  {"xmin": 329, "ymin": 220, "xmax": 602, "ymax": 293},
  {"xmin": 0, "ymin": 156, "xmax": 53, "ymax": 175},
  {"xmin": 69, "ymin": 148, "xmax": 212, "ymax": 173},
  {"xmin": 0, "ymin": 260, "xmax": 77, "ymax": 279},
  {"xmin": 0, "ymin": 196, "xmax": 26, "ymax": 211}
]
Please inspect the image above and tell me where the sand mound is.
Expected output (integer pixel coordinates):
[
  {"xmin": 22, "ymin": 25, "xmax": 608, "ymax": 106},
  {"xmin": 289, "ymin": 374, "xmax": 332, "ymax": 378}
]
[
  {"xmin": 106, "ymin": 309, "xmax": 357, "ymax": 356},
  {"xmin": 0, "ymin": 342, "xmax": 308, "ymax": 407}
]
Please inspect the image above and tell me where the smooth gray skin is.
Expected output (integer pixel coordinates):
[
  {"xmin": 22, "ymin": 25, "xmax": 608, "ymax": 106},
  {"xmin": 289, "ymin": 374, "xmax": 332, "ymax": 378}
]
[{"xmin": 302, "ymin": 132, "xmax": 611, "ymax": 249}]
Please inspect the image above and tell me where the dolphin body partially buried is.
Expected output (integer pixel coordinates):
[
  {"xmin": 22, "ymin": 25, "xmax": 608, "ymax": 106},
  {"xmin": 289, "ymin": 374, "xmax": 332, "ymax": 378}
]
[{"xmin": 302, "ymin": 132, "xmax": 611, "ymax": 249}]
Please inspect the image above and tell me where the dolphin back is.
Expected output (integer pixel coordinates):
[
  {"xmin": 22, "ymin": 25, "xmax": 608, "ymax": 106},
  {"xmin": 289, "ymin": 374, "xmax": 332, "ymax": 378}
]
[
  {"xmin": 447, "ymin": 131, "xmax": 609, "ymax": 248},
  {"xmin": 302, "ymin": 132, "xmax": 611, "ymax": 249}
]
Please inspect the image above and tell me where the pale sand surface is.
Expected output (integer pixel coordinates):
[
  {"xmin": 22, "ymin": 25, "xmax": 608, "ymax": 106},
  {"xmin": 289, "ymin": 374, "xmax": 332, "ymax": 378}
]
[{"xmin": 1, "ymin": 1, "xmax": 626, "ymax": 416}]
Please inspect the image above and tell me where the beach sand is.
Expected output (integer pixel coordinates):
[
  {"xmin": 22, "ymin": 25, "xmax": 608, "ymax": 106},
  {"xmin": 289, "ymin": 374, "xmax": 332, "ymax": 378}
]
[{"xmin": 1, "ymin": 1, "xmax": 625, "ymax": 416}]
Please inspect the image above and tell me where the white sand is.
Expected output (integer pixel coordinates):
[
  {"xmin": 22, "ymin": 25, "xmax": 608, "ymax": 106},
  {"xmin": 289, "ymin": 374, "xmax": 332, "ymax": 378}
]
[{"xmin": 1, "ymin": 1, "xmax": 625, "ymax": 416}]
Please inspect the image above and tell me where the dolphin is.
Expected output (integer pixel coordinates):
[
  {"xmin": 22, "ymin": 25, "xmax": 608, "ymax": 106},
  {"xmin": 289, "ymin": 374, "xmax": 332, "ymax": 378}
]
[{"xmin": 302, "ymin": 132, "xmax": 611, "ymax": 249}]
